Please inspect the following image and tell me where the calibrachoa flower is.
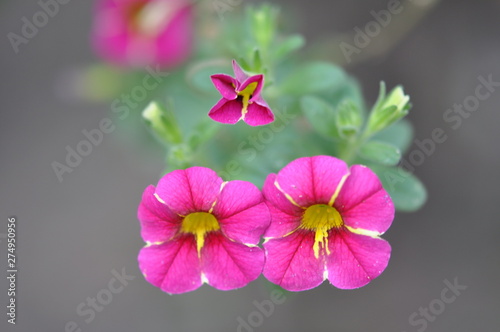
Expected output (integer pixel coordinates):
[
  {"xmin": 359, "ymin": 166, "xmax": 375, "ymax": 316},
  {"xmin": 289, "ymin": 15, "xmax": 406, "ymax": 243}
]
[
  {"xmin": 262, "ymin": 156, "xmax": 394, "ymax": 291},
  {"xmin": 209, "ymin": 60, "xmax": 275, "ymax": 126},
  {"xmin": 92, "ymin": 0, "xmax": 193, "ymax": 68},
  {"xmin": 138, "ymin": 167, "xmax": 270, "ymax": 294}
]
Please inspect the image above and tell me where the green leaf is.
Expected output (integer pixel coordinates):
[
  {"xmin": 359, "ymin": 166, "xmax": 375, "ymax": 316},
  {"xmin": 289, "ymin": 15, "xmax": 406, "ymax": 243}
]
[
  {"xmin": 300, "ymin": 95, "xmax": 339, "ymax": 139},
  {"xmin": 186, "ymin": 62, "xmax": 228, "ymax": 95},
  {"xmin": 374, "ymin": 166, "xmax": 427, "ymax": 212},
  {"xmin": 359, "ymin": 141, "xmax": 401, "ymax": 166},
  {"xmin": 253, "ymin": 49, "xmax": 263, "ymax": 72},
  {"xmin": 281, "ymin": 62, "xmax": 346, "ymax": 95},
  {"xmin": 327, "ymin": 77, "xmax": 365, "ymax": 110},
  {"xmin": 273, "ymin": 35, "xmax": 305, "ymax": 60},
  {"xmin": 372, "ymin": 119, "xmax": 414, "ymax": 154},
  {"xmin": 187, "ymin": 119, "xmax": 220, "ymax": 151},
  {"xmin": 371, "ymin": 81, "xmax": 387, "ymax": 115}
]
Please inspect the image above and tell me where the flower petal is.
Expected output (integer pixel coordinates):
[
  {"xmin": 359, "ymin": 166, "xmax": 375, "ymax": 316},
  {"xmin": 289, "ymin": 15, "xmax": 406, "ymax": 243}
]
[
  {"xmin": 156, "ymin": 167, "xmax": 223, "ymax": 215},
  {"xmin": 232, "ymin": 59, "xmax": 248, "ymax": 83},
  {"xmin": 275, "ymin": 156, "xmax": 349, "ymax": 207},
  {"xmin": 244, "ymin": 103, "xmax": 275, "ymax": 126},
  {"xmin": 264, "ymin": 202, "xmax": 302, "ymax": 238},
  {"xmin": 138, "ymin": 185, "xmax": 182, "ymax": 243},
  {"xmin": 138, "ymin": 235, "xmax": 202, "ymax": 294},
  {"xmin": 155, "ymin": 4, "xmax": 193, "ymax": 68},
  {"xmin": 335, "ymin": 165, "xmax": 394, "ymax": 234},
  {"xmin": 92, "ymin": 0, "xmax": 193, "ymax": 68},
  {"xmin": 263, "ymin": 174, "xmax": 303, "ymax": 238},
  {"xmin": 326, "ymin": 230, "xmax": 391, "ymax": 289},
  {"xmin": 263, "ymin": 230, "xmax": 325, "ymax": 291},
  {"xmin": 208, "ymin": 99, "xmax": 243, "ymax": 125},
  {"xmin": 239, "ymin": 74, "xmax": 264, "ymax": 100},
  {"xmin": 214, "ymin": 181, "xmax": 270, "ymax": 245},
  {"xmin": 211, "ymin": 74, "xmax": 238, "ymax": 100},
  {"xmin": 201, "ymin": 232, "xmax": 264, "ymax": 290}
]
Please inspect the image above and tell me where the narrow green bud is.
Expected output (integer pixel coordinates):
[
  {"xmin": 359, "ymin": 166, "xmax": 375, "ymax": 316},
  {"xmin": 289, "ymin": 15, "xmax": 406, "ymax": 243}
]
[
  {"xmin": 142, "ymin": 101, "xmax": 183, "ymax": 145},
  {"xmin": 365, "ymin": 83, "xmax": 411, "ymax": 137},
  {"xmin": 335, "ymin": 100, "xmax": 363, "ymax": 139},
  {"xmin": 248, "ymin": 4, "xmax": 278, "ymax": 50}
]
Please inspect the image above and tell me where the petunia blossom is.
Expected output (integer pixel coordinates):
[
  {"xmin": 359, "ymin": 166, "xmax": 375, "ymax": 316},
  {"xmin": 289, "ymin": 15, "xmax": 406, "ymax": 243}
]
[
  {"xmin": 137, "ymin": 167, "xmax": 270, "ymax": 294},
  {"xmin": 92, "ymin": 0, "xmax": 193, "ymax": 68},
  {"xmin": 262, "ymin": 156, "xmax": 394, "ymax": 291},
  {"xmin": 209, "ymin": 60, "xmax": 274, "ymax": 126}
]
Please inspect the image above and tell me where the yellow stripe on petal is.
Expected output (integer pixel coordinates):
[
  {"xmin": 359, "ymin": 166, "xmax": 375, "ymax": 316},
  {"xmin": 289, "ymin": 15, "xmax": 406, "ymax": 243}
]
[
  {"xmin": 274, "ymin": 180, "xmax": 304, "ymax": 209},
  {"xmin": 154, "ymin": 192, "xmax": 166, "ymax": 204},
  {"xmin": 328, "ymin": 172, "xmax": 350, "ymax": 206},
  {"xmin": 345, "ymin": 225, "xmax": 382, "ymax": 238}
]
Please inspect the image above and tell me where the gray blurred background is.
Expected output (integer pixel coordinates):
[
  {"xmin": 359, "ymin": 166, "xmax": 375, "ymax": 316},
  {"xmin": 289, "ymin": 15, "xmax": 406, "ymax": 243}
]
[{"xmin": 1, "ymin": 0, "xmax": 499, "ymax": 331}]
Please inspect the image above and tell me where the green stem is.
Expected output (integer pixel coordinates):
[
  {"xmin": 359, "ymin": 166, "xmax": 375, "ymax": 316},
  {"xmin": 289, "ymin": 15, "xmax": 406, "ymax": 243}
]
[{"xmin": 338, "ymin": 137, "xmax": 361, "ymax": 165}]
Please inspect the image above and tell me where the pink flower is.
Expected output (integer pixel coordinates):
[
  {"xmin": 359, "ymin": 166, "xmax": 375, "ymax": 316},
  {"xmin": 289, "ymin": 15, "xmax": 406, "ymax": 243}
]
[
  {"xmin": 262, "ymin": 156, "xmax": 394, "ymax": 291},
  {"xmin": 138, "ymin": 167, "xmax": 270, "ymax": 294},
  {"xmin": 92, "ymin": 0, "xmax": 193, "ymax": 68},
  {"xmin": 209, "ymin": 60, "xmax": 275, "ymax": 126}
]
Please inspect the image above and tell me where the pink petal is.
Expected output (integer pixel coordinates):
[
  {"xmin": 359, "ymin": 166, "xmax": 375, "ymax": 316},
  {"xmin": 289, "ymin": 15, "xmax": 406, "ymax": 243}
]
[
  {"xmin": 138, "ymin": 185, "xmax": 182, "ymax": 243},
  {"xmin": 138, "ymin": 235, "xmax": 202, "ymax": 294},
  {"xmin": 208, "ymin": 99, "xmax": 243, "ymax": 125},
  {"xmin": 213, "ymin": 181, "xmax": 270, "ymax": 245},
  {"xmin": 264, "ymin": 202, "xmax": 302, "ymax": 238},
  {"xmin": 201, "ymin": 233, "xmax": 264, "ymax": 290},
  {"xmin": 92, "ymin": 0, "xmax": 193, "ymax": 68},
  {"xmin": 238, "ymin": 74, "xmax": 264, "ymax": 100},
  {"xmin": 335, "ymin": 165, "xmax": 394, "ymax": 234},
  {"xmin": 326, "ymin": 230, "xmax": 391, "ymax": 289},
  {"xmin": 263, "ymin": 230, "xmax": 325, "ymax": 291},
  {"xmin": 275, "ymin": 156, "xmax": 349, "ymax": 207},
  {"xmin": 244, "ymin": 103, "xmax": 275, "ymax": 126},
  {"xmin": 232, "ymin": 59, "xmax": 248, "ymax": 83},
  {"xmin": 155, "ymin": 4, "xmax": 193, "ymax": 68},
  {"xmin": 126, "ymin": 35, "xmax": 157, "ymax": 67},
  {"xmin": 262, "ymin": 174, "xmax": 303, "ymax": 238},
  {"xmin": 211, "ymin": 74, "xmax": 238, "ymax": 100},
  {"xmin": 156, "ymin": 167, "xmax": 223, "ymax": 215},
  {"xmin": 251, "ymin": 94, "xmax": 271, "ymax": 108},
  {"xmin": 91, "ymin": 4, "xmax": 130, "ymax": 66}
]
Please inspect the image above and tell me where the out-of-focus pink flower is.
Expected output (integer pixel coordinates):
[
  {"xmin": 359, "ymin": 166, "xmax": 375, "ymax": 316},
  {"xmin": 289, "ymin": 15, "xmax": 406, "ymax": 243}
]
[
  {"xmin": 92, "ymin": 0, "xmax": 193, "ymax": 68},
  {"xmin": 137, "ymin": 167, "xmax": 270, "ymax": 294},
  {"xmin": 262, "ymin": 156, "xmax": 394, "ymax": 291},
  {"xmin": 209, "ymin": 60, "xmax": 275, "ymax": 126}
]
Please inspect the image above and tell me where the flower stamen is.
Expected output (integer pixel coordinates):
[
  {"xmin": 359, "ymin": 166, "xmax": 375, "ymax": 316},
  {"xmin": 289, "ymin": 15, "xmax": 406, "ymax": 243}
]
[
  {"xmin": 301, "ymin": 204, "xmax": 344, "ymax": 259},
  {"xmin": 237, "ymin": 82, "xmax": 258, "ymax": 119}
]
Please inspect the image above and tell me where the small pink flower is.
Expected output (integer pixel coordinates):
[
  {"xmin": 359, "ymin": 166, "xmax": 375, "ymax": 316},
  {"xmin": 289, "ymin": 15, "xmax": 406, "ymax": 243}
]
[
  {"xmin": 138, "ymin": 167, "xmax": 270, "ymax": 294},
  {"xmin": 209, "ymin": 60, "xmax": 275, "ymax": 126},
  {"xmin": 92, "ymin": 0, "xmax": 193, "ymax": 68},
  {"xmin": 262, "ymin": 156, "xmax": 394, "ymax": 291}
]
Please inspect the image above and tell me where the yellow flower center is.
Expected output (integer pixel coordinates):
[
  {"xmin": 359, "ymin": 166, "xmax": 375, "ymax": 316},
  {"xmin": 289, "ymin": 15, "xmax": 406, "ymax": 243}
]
[
  {"xmin": 301, "ymin": 204, "xmax": 344, "ymax": 259},
  {"xmin": 181, "ymin": 212, "xmax": 220, "ymax": 256},
  {"xmin": 237, "ymin": 82, "xmax": 258, "ymax": 118}
]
